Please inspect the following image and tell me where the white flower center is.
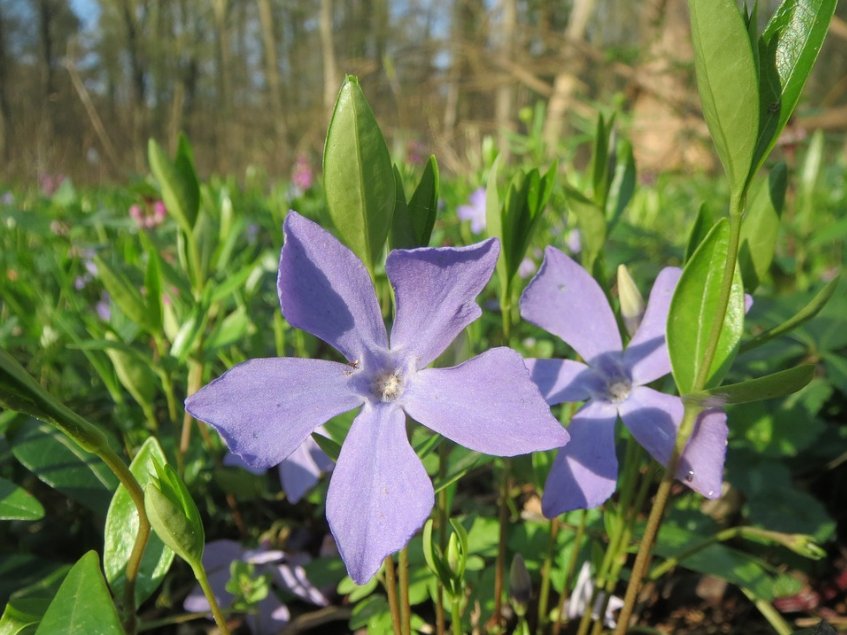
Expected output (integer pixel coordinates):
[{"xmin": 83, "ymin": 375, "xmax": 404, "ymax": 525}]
[
  {"xmin": 606, "ymin": 379, "xmax": 631, "ymax": 403},
  {"xmin": 373, "ymin": 370, "xmax": 403, "ymax": 402}
]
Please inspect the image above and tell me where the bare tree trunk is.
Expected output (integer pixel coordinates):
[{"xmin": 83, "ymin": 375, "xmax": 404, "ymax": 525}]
[
  {"xmin": 120, "ymin": 0, "xmax": 147, "ymax": 170},
  {"xmin": 542, "ymin": 0, "xmax": 596, "ymax": 152},
  {"xmin": 212, "ymin": 0, "xmax": 232, "ymax": 172},
  {"xmin": 319, "ymin": 0, "xmax": 338, "ymax": 112},
  {"xmin": 0, "ymin": 6, "xmax": 10, "ymax": 161},
  {"xmin": 494, "ymin": 0, "xmax": 517, "ymax": 160},
  {"xmin": 257, "ymin": 0, "xmax": 287, "ymax": 147}
]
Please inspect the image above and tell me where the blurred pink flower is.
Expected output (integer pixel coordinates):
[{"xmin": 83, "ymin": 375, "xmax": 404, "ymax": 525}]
[
  {"xmin": 291, "ymin": 155, "xmax": 314, "ymax": 192},
  {"xmin": 130, "ymin": 200, "xmax": 167, "ymax": 228}
]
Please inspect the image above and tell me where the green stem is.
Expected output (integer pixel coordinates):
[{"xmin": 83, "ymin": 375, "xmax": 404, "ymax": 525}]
[
  {"xmin": 451, "ymin": 597, "xmax": 464, "ymax": 635},
  {"xmin": 552, "ymin": 510, "xmax": 587, "ymax": 635},
  {"xmin": 492, "ymin": 459, "xmax": 511, "ymax": 630},
  {"xmin": 178, "ymin": 358, "xmax": 204, "ymax": 475},
  {"xmin": 399, "ymin": 547, "xmax": 411, "ymax": 635},
  {"xmin": 383, "ymin": 556, "xmax": 403, "ymax": 635},
  {"xmin": 436, "ymin": 444, "xmax": 450, "ymax": 635},
  {"xmin": 613, "ymin": 197, "xmax": 745, "ymax": 633},
  {"xmin": 536, "ymin": 517, "xmax": 560, "ymax": 632},
  {"xmin": 193, "ymin": 562, "xmax": 232, "ymax": 635},
  {"xmin": 740, "ymin": 588, "xmax": 793, "ymax": 635}
]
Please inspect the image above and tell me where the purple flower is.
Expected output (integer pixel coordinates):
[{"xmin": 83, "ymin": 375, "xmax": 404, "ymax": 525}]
[
  {"xmin": 224, "ymin": 431, "xmax": 334, "ymax": 503},
  {"xmin": 457, "ymin": 187, "xmax": 487, "ymax": 234},
  {"xmin": 184, "ymin": 539, "xmax": 327, "ymax": 634},
  {"xmin": 186, "ymin": 212, "xmax": 568, "ymax": 583},
  {"xmin": 520, "ymin": 247, "xmax": 728, "ymax": 516}
]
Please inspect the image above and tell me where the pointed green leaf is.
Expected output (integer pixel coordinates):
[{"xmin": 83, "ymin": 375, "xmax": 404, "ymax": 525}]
[
  {"xmin": 0, "ymin": 476, "xmax": 44, "ymax": 521},
  {"xmin": 698, "ymin": 364, "xmax": 814, "ymax": 405},
  {"xmin": 10, "ymin": 419, "xmax": 117, "ymax": 514},
  {"xmin": 406, "ymin": 156, "xmax": 439, "ymax": 247},
  {"xmin": 323, "ymin": 75, "xmax": 395, "ymax": 270},
  {"xmin": 564, "ymin": 185, "xmax": 606, "ymax": 274},
  {"xmin": 742, "ymin": 275, "xmax": 840, "ymax": 351},
  {"xmin": 739, "ymin": 163, "xmax": 787, "ymax": 290},
  {"xmin": 311, "ymin": 432, "xmax": 341, "ymax": 463},
  {"xmin": 93, "ymin": 256, "xmax": 147, "ymax": 327},
  {"xmin": 34, "ymin": 552, "xmax": 124, "ymax": 635},
  {"xmin": 142, "ymin": 241, "xmax": 164, "ymax": 334},
  {"xmin": 0, "ymin": 596, "xmax": 50, "ymax": 634},
  {"xmin": 668, "ymin": 219, "xmax": 746, "ymax": 393},
  {"xmin": 104, "ymin": 438, "xmax": 174, "ymax": 605},
  {"xmin": 388, "ymin": 166, "xmax": 411, "ymax": 249},
  {"xmin": 148, "ymin": 135, "xmax": 200, "ymax": 231},
  {"xmin": 104, "ymin": 334, "xmax": 158, "ymax": 413},
  {"xmin": 752, "ymin": 0, "xmax": 837, "ymax": 176},
  {"xmin": 684, "ymin": 203, "xmax": 721, "ymax": 263},
  {"xmin": 689, "ymin": 0, "xmax": 760, "ymax": 195},
  {"xmin": 607, "ymin": 138, "xmax": 636, "ymax": 229}
]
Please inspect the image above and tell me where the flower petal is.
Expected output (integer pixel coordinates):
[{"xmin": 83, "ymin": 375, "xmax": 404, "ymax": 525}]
[
  {"xmin": 326, "ymin": 403, "xmax": 433, "ymax": 584},
  {"xmin": 541, "ymin": 400, "xmax": 619, "ymax": 516},
  {"xmin": 525, "ymin": 358, "xmax": 601, "ymax": 405},
  {"xmin": 402, "ymin": 347, "xmax": 569, "ymax": 455},
  {"xmin": 520, "ymin": 246, "xmax": 621, "ymax": 361},
  {"xmin": 273, "ymin": 561, "xmax": 330, "ymax": 606},
  {"xmin": 279, "ymin": 212, "xmax": 388, "ymax": 362},
  {"xmin": 186, "ymin": 358, "xmax": 361, "ymax": 470},
  {"xmin": 624, "ymin": 267, "xmax": 681, "ymax": 385},
  {"xmin": 279, "ymin": 436, "xmax": 328, "ymax": 503},
  {"xmin": 618, "ymin": 386, "xmax": 682, "ymax": 469},
  {"xmin": 677, "ymin": 409, "xmax": 727, "ymax": 499},
  {"xmin": 387, "ymin": 238, "xmax": 499, "ymax": 367}
]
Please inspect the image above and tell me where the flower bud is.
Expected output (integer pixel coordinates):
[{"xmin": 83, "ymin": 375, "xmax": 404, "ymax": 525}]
[
  {"xmin": 509, "ymin": 554, "xmax": 531, "ymax": 617},
  {"xmin": 617, "ymin": 264, "xmax": 645, "ymax": 336},
  {"xmin": 144, "ymin": 461, "xmax": 205, "ymax": 568}
]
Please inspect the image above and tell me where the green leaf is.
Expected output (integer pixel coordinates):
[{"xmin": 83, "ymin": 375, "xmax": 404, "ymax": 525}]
[
  {"xmin": 684, "ymin": 203, "xmax": 721, "ymax": 263},
  {"xmin": 752, "ymin": 0, "xmax": 837, "ymax": 176},
  {"xmin": 699, "ymin": 364, "xmax": 814, "ymax": 405},
  {"xmin": 311, "ymin": 432, "xmax": 341, "ymax": 463},
  {"xmin": 668, "ymin": 219, "xmax": 745, "ymax": 393},
  {"xmin": 10, "ymin": 419, "xmax": 117, "ymax": 515},
  {"xmin": 742, "ymin": 275, "xmax": 840, "ymax": 351},
  {"xmin": 406, "ymin": 156, "xmax": 439, "ymax": 247},
  {"xmin": 689, "ymin": 0, "xmax": 760, "ymax": 195},
  {"xmin": 0, "ymin": 476, "xmax": 44, "ymax": 521},
  {"xmin": 738, "ymin": 163, "xmax": 787, "ymax": 291},
  {"xmin": 104, "ymin": 438, "xmax": 174, "ymax": 605},
  {"xmin": 93, "ymin": 256, "xmax": 147, "ymax": 328},
  {"xmin": 148, "ymin": 135, "xmax": 200, "ymax": 232},
  {"xmin": 103, "ymin": 334, "xmax": 158, "ymax": 414},
  {"xmin": 323, "ymin": 75, "xmax": 395, "ymax": 270},
  {"xmin": 564, "ymin": 185, "xmax": 606, "ymax": 275},
  {"xmin": 607, "ymin": 138, "xmax": 636, "ymax": 229},
  {"xmin": 34, "ymin": 552, "xmax": 124, "ymax": 635},
  {"xmin": 0, "ymin": 596, "xmax": 50, "ymax": 634},
  {"xmin": 142, "ymin": 242, "xmax": 164, "ymax": 334},
  {"xmin": 590, "ymin": 112, "xmax": 614, "ymax": 208},
  {"xmin": 388, "ymin": 167, "xmax": 410, "ymax": 249}
]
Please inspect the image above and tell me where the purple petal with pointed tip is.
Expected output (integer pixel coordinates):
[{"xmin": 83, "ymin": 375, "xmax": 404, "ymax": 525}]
[
  {"xmin": 279, "ymin": 438, "xmax": 324, "ymax": 503},
  {"xmin": 521, "ymin": 246, "xmax": 622, "ymax": 361},
  {"xmin": 525, "ymin": 358, "xmax": 601, "ymax": 405},
  {"xmin": 279, "ymin": 212, "xmax": 388, "ymax": 362},
  {"xmin": 402, "ymin": 347, "xmax": 569, "ymax": 455},
  {"xmin": 185, "ymin": 358, "xmax": 361, "ymax": 470},
  {"xmin": 387, "ymin": 239, "xmax": 499, "ymax": 368},
  {"xmin": 624, "ymin": 267, "xmax": 681, "ymax": 385},
  {"xmin": 677, "ymin": 409, "xmax": 727, "ymax": 499},
  {"xmin": 326, "ymin": 403, "xmax": 433, "ymax": 584},
  {"xmin": 223, "ymin": 451, "xmax": 266, "ymax": 476},
  {"xmin": 618, "ymin": 386, "xmax": 682, "ymax": 469},
  {"xmin": 541, "ymin": 401, "xmax": 619, "ymax": 516}
]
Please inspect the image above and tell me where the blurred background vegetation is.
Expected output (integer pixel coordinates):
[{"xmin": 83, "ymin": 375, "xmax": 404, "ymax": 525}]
[{"xmin": 2, "ymin": 0, "xmax": 846, "ymax": 184}]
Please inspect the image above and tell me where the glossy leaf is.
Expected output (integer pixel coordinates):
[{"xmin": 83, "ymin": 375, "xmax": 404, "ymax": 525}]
[
  {"xmin": 738, "ymin": 163, "xmax": 787, "ymax": 290},
  {"xmin": 391, "ymin": 157, "xmax": 439, "ymax": 249},
  {"xmin": 564, "ymin": 184, "xmax": 606, "ymax": 275},
  {"xmin": 0, "ymin": 596, "xmax": 50, "ymax": 634},
  {"xmin": 389, "ymin": 167, "xmax": 410, "ymax": 249},
  {"xmin": 323, "ymin": 75, "xmax": 395, "ymax": 270},
  {"xmin": 698, "ymin": 364, "xmax": 814, "ymax": 405},
  {"xmin": 689, "ymin": 0, "xmax": 759, "ymax": 195},
  {"xmin": 0, "ymin": 476, "xmax": 44, "ymax": 521},
  {"xmin": 148, "ymin": 135, "xmax": 200, "ymax": 232},
  {"xmin": 104, "ymin": 438, "xmax": 174, "ymax": 605},
  {"xmin": 34, "ymin": 552, "xmax": 123, "ymax": 635},
  {"xmin": 684, "ymin": 203, "xmax": 721, "ymax": 263},
  {"xmin": 742, "ymin": 275, "xmax": 840, "ymax": 351},
  {"xmin": 668, "ymin": 219, "xmax": 745, "ymax": 393},
  {"xmin": 607, "ymin": 138, "xmax": 636, "ymax": 229},
  {"xmin": 10, "ymin": 419, "xmax": 117, "ymax": 515},
  {"xmin": 752, "ymin": 0, "xmax": 837, "ymax": 176}
]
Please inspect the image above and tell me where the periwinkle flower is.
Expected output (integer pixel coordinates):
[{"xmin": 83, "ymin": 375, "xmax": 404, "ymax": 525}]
[
  {"xmin": 224, "ymin": 431, "xmax": 334, "ymax": 503},
  {"xmin": 186, "ymin": 212, "xmax": 568, "ymax": 583},
  {"xmin": 520, "ymin": 247, "xmax": 728, "ymax": 516},
  {"xmin": 457, "ymin": 187, "xmax": 487, "ymax": 234},
  {"xmin": 184, "ymin": 539, "xmax": 328, "ymax": 634}
]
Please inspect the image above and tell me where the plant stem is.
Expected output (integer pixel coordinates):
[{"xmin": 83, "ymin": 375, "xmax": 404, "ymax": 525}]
[
  {"xmin": 193, "ymin": 562, "xmax": 231, "ymax": 635},
  {"xmin": 492, "ymin": 459, "xmax": 511, "ymax": 630},
  {"xmin": 741, "ymin": 588, "xmax": 793, "ymax": 635},
  {"xmin": 451, "ymin": 597, "xmax": 464, "ymax": 635},
  {"xmin": 436, "ymin": 444, "xmax": 450, "ymax": 635},
  {"xmin": 178, "ymin": 358, "xmax": 203, "ymax": 475},
  {"xmin": 384, "ymin": 555, "xmax": 403, "ymax": 635},
  {"xmin": 536, "ymin": 517, "xmax": 560, "ymax": 632},
  {"xmin": 399, "ymin": 547, "xmax": 412, "ymax": 635},
  {"xmin": 552, "ymin": 510, "xmax": 587, "ymax": 635},
  {"xmin": 613, "ymin": 197, "xmax": 745, "ymax": 633}
]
